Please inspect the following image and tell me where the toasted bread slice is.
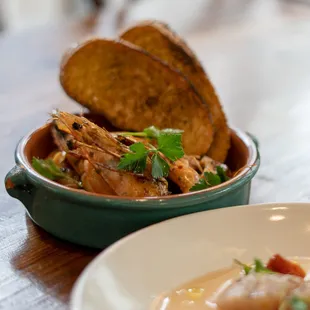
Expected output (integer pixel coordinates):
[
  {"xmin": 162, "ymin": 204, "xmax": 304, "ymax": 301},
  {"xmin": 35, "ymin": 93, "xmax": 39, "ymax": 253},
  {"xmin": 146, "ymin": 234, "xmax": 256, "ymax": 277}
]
[
  {"xmin": 120, "ymin": 21, "xmax": 230, "ymax": 161},
  {"xmin": 60, "ymin": 39, "xmax": 213, "ymax": 155}
]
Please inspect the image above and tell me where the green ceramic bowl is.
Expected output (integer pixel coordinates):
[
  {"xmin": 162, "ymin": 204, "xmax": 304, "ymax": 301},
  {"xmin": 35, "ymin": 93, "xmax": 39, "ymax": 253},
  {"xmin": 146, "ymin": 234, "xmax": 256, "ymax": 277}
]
[{"xmin": 5, "ymin": 120, "xmax": 260, "ymax": 248}]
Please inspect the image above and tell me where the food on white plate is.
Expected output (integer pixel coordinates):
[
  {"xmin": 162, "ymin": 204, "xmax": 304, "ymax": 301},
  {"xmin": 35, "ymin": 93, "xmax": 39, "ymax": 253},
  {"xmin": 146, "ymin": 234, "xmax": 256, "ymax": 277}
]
[{"xmin": 151, "ymin": 254, "xmax": 310, "ymax": 309}]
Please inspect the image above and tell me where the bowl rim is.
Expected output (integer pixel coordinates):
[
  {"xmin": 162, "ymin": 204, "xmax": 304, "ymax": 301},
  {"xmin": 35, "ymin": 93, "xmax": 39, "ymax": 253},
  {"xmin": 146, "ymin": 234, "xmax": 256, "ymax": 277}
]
[{"xmin": 15, "ymin": 122, "xmax": 260, "ymax": 205}]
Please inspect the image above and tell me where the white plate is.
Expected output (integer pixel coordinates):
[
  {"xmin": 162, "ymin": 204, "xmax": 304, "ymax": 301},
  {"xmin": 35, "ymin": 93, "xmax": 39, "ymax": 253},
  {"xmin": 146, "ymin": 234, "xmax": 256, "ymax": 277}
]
[{"xmin": 70, "ymin": 203, "xmax": 310, "ymax": 310}]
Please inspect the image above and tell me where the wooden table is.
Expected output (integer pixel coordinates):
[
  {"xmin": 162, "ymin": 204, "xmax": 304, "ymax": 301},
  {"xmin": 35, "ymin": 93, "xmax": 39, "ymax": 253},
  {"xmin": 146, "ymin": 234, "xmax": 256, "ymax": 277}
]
[{"xmin": 2, "ymin": 13, "xmax": 310, "ymax": 310}]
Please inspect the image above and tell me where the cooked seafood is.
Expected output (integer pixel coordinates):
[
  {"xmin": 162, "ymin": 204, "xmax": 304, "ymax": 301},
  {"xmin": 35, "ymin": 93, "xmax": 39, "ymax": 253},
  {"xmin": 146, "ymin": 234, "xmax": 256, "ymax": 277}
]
[
  {"xmin": 216, "ymin": 256, "xmax": 310, "ymax": 310},
  {"xmin": 169, "ymin": 157, "xmax": 200, "ymax": 193},
  {"xmin": 169, "ymin": 156, "xmax": 227, "ymax": 193},
  {"xmin": 32, "ymin": 111, "xmax": 230, "ymax": 197},
  {"xmin": 151, "ymin": 254, "xmax": 310, "ymax": 310},
  {"xmin": 50, "ymin": 111, "xmax": 169, "ymax": 197},
  {"xmin": 114, "ymin": 134, "xmax": 203, "ymax": 193},
  {"xmin": 29, "ymin": 20, "xmax": 239, "ymax": 197},
  {"xmin": 215, "ymin": 273, "xmax": 303, "ymax": 310},
  {"xmin": 29, "ymin": 20, "xmax": 238, "ymax": 197}
]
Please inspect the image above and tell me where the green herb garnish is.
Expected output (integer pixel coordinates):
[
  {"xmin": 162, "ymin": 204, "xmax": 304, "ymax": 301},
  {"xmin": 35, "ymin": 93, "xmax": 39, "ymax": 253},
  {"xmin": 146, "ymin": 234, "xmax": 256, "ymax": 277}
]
[
  {"xmin": 234, "ymin": 259, "xmax": 252, "ymax": 275},
  {"xmin": 117, "ymin": 126, "xmax": 184, "ymax": 179},
  {"xmin": 190, "ymin": 166, "xmax": 229, "ymax": 192},
  {"xmin": 291, "ymin": 296, "xmax": 308, "ymax": 310},
  {"xmin": 253, "ymin": 258, "xmax": 273, "ymax": 273},
  {"xmin": 279, "ymin": 296, "xmax": 309, "ymax": 310},
  {"xmin": 32, "ymin": 157, "xmax": 82, "ymax": 187},
  {"xmin": 157, "ymin": 132, "xmax": 184, "ymax": 161},
  {"xmin": 216, "ymin": 165, "xmax": 230, "ymax": 182},
  {"xmin": 151, "ymin": 153, "xmax": 170, "ymax": 179},
  {"xmin": 117, "ymin": 143, "xmax": 148, "ymax": 174},
  {"xmin": 234, "ymin": 258, "xmax": 273, "ymax": 275}
]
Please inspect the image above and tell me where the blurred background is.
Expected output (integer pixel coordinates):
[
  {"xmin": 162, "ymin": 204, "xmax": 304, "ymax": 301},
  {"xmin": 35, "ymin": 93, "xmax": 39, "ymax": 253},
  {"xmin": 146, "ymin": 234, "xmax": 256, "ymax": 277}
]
[
  {"xmin": 2, "ymin": 0, "xmax": 310, "ymax": 204},
  {"xmin": 1, "ymin": 0, "xmax": 310, "ymax": 36},
  {"xmin": 2, "ymin": 0, "xmax": 310, "ymax": 138}
]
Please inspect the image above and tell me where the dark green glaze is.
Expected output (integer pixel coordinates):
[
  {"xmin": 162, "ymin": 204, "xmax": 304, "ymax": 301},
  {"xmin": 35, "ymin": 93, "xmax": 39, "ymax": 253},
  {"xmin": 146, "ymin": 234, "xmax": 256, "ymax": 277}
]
[{"xmin": 5, "ymin": 126, "xmax": 260, "ymax": 249}]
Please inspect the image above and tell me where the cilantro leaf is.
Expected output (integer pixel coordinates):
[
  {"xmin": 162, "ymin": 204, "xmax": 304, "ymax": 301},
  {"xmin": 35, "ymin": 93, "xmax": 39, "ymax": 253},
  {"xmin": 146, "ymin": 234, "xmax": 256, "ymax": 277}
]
[
  {"xmin": 216, "ymin": 165, "xmax": 230, "ymax": 182},
  {"xmin": 118, "ymin": 142, "xmax": 148, "ymax": 174},
  {"xmin": 205, "ymin": 172, "xmax": 221, "ymax": 186},
  {"xmin": 118, "ymin": 126, "xmax": 185, "ymax": 179},
  {"xmin": 190, "ymin": 164, "xmax": 231, "ymax": 192},
  {"xmin": 234, "ymin": 258, "xmax": 273, "ymax": 275},
  {"xmin": 190, "ymin": 170, "xmax": 224, "ymax": 192},
  {"xmin": 190, "ymin": 178, "xmax": 208, "ymax": 191},
  {"xmin": 190, "ymin": 172, "xmax": 221, "ymax": 192},
  {"xmin": 157, "ymin": 133, "xmax": 184, "ymax": 161},
  {"xmin": 254, "ymin": 258, "xmax": 273, "ymax": 273},
  {"xmin": 291, "ymin": 296, "xmax": 308, "ymax": 310},
  {"xmin": 151, "ymin": 153, "xmax": 170, "ymax": 178}
]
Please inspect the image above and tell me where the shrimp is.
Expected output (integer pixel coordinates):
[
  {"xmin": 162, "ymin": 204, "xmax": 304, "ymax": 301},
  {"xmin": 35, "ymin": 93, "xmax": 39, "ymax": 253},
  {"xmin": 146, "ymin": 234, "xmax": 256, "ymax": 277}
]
[
  {"xmin": 51, "ymin": 126, "xmax": 116, "ymax": 195},
  {"xmin": 51, "ymin": 111, "xmax": 168, "ymax": 197},
  {"xmin": 169, "ymin": 155, "xmax": 229, "ymax": 193},
  {"xmin": 114, "ymin": 134, "xmax": 201, "ymax": 193},
  {"xmin": 200, "ymin": 155, "xmax": 219, "ymax": 174},
  {"xmin": 169, "ymin": 157, "xmax": 200, "ymax": 193},
  {"xmin": 114, "ymin": 133, "xmax": 228, "ymax": 193},
  {"xmin": 103, "ymin": 126, "xmax": 228, "ymax": 194}
]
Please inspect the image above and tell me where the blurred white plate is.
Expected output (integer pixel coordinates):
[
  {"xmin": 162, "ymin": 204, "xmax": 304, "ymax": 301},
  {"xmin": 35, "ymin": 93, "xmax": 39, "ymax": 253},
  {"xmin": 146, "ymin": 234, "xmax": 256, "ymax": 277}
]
[{"xmin": 70, "ymin": 203, "xmax": 310, "ymax": 310}]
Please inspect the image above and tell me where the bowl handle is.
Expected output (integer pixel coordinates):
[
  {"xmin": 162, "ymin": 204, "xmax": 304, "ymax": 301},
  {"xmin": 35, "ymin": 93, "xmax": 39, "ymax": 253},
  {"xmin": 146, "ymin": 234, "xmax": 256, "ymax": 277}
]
[
  {"xmin": 246, "ymin": 132, "xmax": 259, "ymax": 149},
  {"xmin": 5, "ymin": 165, "xmax": 36, "ymax": 210}
]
